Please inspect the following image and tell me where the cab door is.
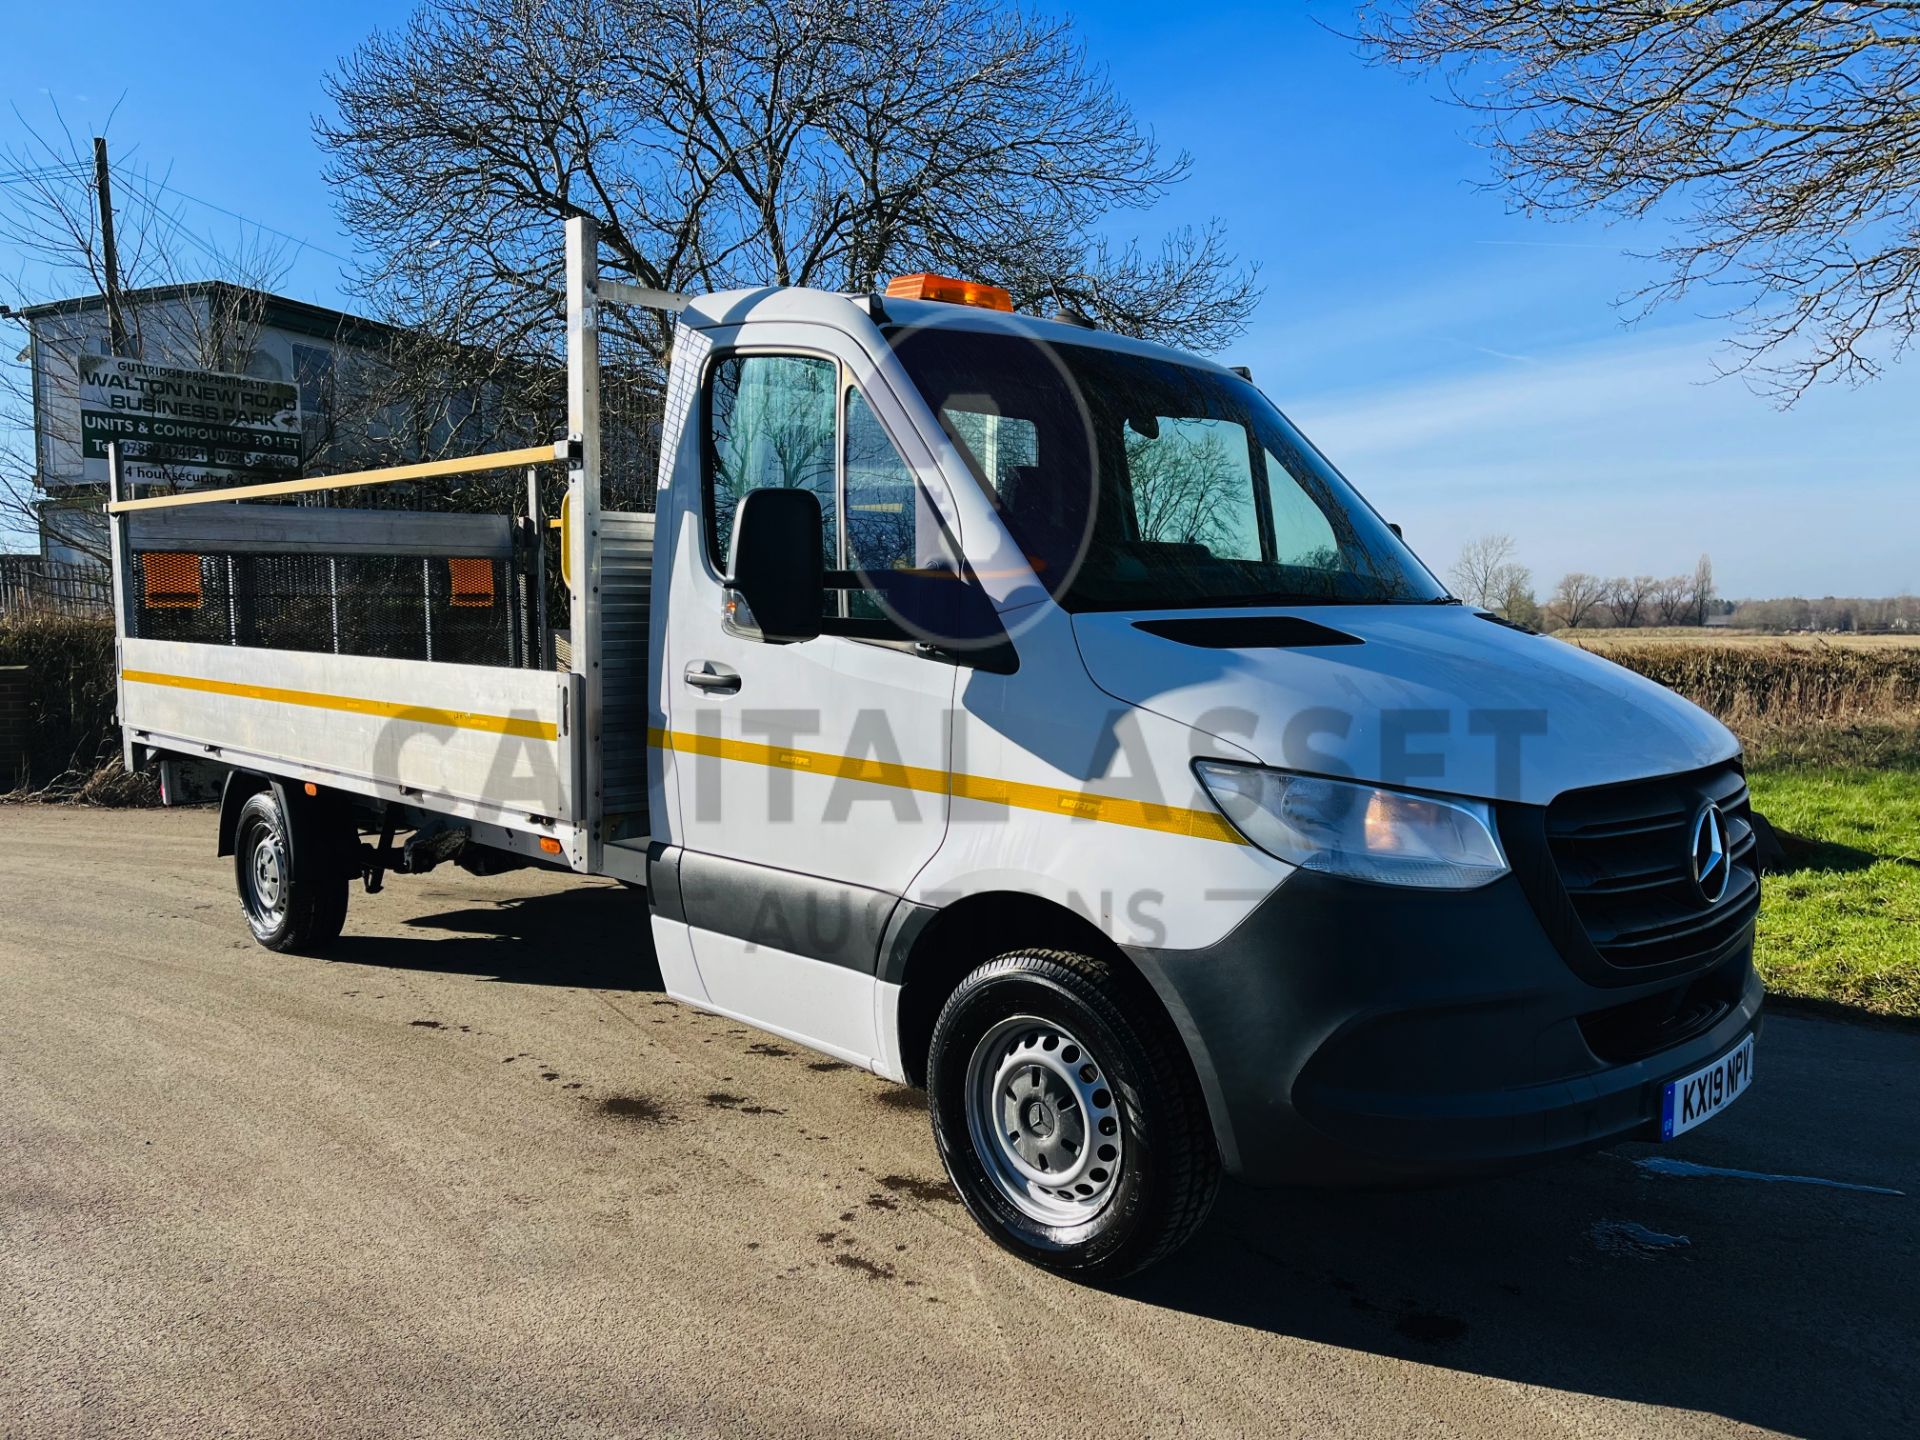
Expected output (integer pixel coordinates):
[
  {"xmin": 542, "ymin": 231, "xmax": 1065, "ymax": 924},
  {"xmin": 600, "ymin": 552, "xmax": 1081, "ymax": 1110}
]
[{"xmin": 659, "ymin": 328, "xmax": 959, "ymax": 1061}]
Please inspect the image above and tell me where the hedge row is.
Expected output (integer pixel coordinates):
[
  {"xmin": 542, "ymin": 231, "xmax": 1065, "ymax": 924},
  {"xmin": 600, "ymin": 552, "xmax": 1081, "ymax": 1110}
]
[
  {"xmin": 1572, "ymin": 640, "xmax": 1920, "ymax": 731},
  {"xmin": 0, "ymin": 614, "xmax": 121, "ymax": 795}
]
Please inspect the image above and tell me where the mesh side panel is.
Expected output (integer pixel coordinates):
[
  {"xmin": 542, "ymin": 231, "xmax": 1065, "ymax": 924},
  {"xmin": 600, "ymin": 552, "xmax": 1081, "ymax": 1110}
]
[
  {"xmin": 131, "ymin": 552, "xmax": 522, "ymax": 667},
  {"xmin": 134, "ymin": 554, "xmax": 235, "ymax": 644}
]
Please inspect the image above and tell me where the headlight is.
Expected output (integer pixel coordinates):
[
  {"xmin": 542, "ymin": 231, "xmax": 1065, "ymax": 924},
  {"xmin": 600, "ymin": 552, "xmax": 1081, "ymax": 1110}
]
[{"xmin": 1193, "ymin": 762, "xmax": 1508, "ymax": 890}]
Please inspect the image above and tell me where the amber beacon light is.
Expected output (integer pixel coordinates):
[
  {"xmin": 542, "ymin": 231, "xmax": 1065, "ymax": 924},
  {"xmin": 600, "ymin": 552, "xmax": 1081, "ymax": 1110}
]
[{"xmin": 883, "ymin": 273, "xmax": 1014, "ymax": 311}]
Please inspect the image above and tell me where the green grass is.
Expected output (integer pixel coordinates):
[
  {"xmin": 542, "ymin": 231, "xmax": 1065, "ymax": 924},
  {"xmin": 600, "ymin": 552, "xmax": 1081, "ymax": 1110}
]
[{"xmin": 1746, "ymin": 725, "xmax": 1920, "ymax": 1021}]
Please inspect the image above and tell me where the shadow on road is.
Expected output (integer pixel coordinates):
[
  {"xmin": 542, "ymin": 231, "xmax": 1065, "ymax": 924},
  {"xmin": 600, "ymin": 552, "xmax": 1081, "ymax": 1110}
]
[
  {"xmin": 327, "ymin": 885, "xmax": 666, "ymax": 992},
  {"xmin": 1121, "ymin": 1058, "xmax": 1913, "ymax": 1440},
  {"xmin": 322, "ymin": 882, "xmax": 1912, "ymax": 1438}
]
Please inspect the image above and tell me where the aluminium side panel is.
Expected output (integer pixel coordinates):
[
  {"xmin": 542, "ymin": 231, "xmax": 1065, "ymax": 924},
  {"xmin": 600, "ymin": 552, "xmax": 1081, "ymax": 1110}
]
[
  {"xmin": 120, "ymin": 636, "xmax": 576, "ymax": 846},
  {"xmin": 597, "ymin": 509, "xmax": 654, "ymax": 835}
]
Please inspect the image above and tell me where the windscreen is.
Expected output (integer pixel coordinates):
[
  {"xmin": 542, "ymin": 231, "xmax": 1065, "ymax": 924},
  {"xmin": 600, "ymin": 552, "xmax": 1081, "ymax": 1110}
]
[{"xmin": 885, "ymin": 325, "xmax": 1448, "ymax": 611}]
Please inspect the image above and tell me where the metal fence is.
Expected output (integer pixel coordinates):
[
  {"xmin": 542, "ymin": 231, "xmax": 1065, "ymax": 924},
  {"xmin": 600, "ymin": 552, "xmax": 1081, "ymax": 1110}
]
[{"xmin": 0, "ymin": 556, "xmax": 112, "ymax": 620}]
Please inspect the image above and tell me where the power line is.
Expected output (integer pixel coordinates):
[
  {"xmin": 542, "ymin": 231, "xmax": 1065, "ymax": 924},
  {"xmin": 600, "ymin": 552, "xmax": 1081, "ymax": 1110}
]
[
  {"xmin": 0, "ymin": 161, "xmax": 93, "ymax": 186},
  {"xmin": 0, "ymin": 157, "xmax": 355, "ymax": 265},
  {"xmin": 129, "ymin": 187, "xmax": 231, "ymax": 269},
  {"xmin": 0, "ymin": 155, "xmax": 357, "ymax": 274},
  {"xmin": 111, "ymin": 166, "xmax": 355, "ymax": 265}
]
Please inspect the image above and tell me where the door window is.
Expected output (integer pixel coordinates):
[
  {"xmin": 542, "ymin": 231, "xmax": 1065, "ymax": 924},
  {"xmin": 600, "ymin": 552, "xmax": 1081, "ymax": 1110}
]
[
  {"xmin": 705, "ymin": 354, "xmax": 838, "ymax": 572},
  {"xmin": 704, "ymin": 353, "xmax": 992, "ymax": 643}
]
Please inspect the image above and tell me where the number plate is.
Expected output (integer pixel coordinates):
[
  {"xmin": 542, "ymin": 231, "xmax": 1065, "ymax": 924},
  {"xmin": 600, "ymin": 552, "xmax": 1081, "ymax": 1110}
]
[{"xmin": 1661, "ymin": 1034, "xmax": 1755, "ymax": 1141}]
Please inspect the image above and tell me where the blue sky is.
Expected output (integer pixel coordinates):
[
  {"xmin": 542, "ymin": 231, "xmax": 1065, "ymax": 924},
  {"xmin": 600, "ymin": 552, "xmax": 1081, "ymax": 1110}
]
[{"xmin": 6, "ymin": 1, "xmax": 1914, "ymax": 596}]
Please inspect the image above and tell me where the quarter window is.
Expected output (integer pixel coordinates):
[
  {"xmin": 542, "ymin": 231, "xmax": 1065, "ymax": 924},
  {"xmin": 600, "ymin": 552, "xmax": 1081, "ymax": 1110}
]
[
  {"xmin": 844, "ymin": 388, "xmax": 963, "ymax": 621},
  {"xmin": 1263, "ymin": 449, "xmax": 1340, "ymax": 570}
]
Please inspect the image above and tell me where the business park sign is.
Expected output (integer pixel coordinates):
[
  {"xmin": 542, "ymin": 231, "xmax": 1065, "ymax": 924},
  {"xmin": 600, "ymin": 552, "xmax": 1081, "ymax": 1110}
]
[{"xmin": 78, "ymin": 355, "xmax": 301, "ymax": 489}]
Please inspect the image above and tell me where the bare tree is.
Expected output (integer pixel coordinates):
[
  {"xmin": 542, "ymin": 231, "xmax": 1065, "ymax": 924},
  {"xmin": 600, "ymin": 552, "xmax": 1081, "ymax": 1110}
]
[
  {"xmin": 1353, "ymin": 3, "xmax": 1920, "ymax": 400},
  {"xmin": 1447, "ymin": 531, "xmax": 1537, "ymax": 622},
  {"xmin": 1126, "ymin": 425, "xmax": 1251, "ymax": 553},
  {"xmin": 1492, "ymin": 565, "xmax": 1540, "ymax": 629},
  {"xmin": 1688, "ymin": 553, "xmax": 1716, "ymax": 627},
  {"xmin": 1650, "ymin": 574, "xmax": 1695, "ymax": 627},
  {"xmin": 1448, "ymin": 533, "xmax": 1519, "ymax": 608},
  {"xmin": 1605, "ymin": 575, "xmax": 1657, "ymax": 629},
  {"xmin": 1, "ymin": 108, "xmax": 291, "ymax": 563},
  {"xmin": 316, "ymin": 0, "xmax": 1261, "ymax": 463},
  {"xmin": 1549, "ymin": 571, "xmax": 1609, "ymax": 630}
]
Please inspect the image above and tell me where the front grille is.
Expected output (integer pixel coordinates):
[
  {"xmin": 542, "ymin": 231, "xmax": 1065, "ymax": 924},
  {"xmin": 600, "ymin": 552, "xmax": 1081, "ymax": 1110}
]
[
  {"xmin": 1578, "ymin": 951, "xmax": 1747, "ymax": 1062},
  {"xmin": 1544, "ymin": 761, "xmax": 1761, "ymax": 973}
]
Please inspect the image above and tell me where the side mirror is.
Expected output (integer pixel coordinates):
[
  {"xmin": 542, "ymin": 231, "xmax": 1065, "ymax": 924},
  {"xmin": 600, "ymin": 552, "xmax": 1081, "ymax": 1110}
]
[
  {"xmin": 864, "ymin": 564, "xmax": 1018, "ymax": 674},
  {"xmin": 867, "ymin": 565, "xmax": 1000, "ymax": 645},
  {"xmin": 724, "ymin": 487, "xmax": 824, "ymax": 644}
]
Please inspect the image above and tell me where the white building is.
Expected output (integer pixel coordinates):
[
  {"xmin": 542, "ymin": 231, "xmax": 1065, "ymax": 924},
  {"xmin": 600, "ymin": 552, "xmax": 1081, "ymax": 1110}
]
[{"xmin": 18, "ymin": 283, "xmax": 403, "ymax": 567}]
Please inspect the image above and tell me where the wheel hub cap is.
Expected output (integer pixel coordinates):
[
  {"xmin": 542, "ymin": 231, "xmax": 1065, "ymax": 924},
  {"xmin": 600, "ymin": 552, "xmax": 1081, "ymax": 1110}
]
[
  {"xmin": 244, "ymin": 825, "xmax": 288, "ymax": 924},
  {"xmin": 964, "ymin": 1016, "xmax": 1124, "ymax": 1226},
  {"xmin": 253, "ymin": 847, "xmax": 283, "ymax": 906}
]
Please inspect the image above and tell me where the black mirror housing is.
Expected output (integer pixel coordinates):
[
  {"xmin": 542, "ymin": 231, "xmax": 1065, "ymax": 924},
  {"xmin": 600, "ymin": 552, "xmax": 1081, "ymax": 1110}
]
[
  {"xmin": 861, "ymin": 564, "xmax": 1018, "ymax": 674},
  {"xmin": 866, "ymin": 565, "xmax": 999, "ymax": 644},
  {"xmin": 726, "ymin": 487, "xmax": 825, "ymax": 644}
]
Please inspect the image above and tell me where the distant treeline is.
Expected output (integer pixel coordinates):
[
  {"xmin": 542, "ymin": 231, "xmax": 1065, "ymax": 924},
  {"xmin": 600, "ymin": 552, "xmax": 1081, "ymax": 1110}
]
[
  {"xmin": 1450, "ymin": 536, "xmax": 1915, "ymax": 635},
  {"xmin": 1729, "ymin": 595, "xmax": 1919, "ymax": 633}
]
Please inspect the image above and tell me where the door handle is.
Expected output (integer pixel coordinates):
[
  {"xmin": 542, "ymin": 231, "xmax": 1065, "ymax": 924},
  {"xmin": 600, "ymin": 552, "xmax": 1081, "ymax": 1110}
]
[{"xmin": 683, "ymin": 661, "xmax": 742, "ymax": 694}]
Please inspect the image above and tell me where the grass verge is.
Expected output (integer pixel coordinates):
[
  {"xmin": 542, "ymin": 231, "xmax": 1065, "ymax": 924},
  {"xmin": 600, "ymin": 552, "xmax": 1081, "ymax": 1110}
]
[{"xmin": 1746, "ymin": 724, "xmax": 1920, "ymax": 1021}]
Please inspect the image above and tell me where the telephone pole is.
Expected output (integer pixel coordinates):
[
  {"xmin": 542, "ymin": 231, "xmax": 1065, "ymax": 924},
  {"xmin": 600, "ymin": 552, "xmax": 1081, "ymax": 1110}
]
[{"xmin": 93, "ymin": 136, "xmax": 128, "ymax": 357}]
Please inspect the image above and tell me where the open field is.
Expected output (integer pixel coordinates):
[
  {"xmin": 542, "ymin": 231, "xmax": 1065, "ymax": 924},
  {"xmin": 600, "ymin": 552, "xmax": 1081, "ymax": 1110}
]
[
  {"xmin": 1563, "ymin": 628, "xmax": 1920, "ymax": 650},
  {"xmin": 2, "ymin": 806, "xmax": 1914, "ymax": 1440}
]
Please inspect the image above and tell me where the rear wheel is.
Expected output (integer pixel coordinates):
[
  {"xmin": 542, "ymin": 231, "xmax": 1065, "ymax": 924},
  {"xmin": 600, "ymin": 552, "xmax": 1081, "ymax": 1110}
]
[
  {"xmin": 927, "ymin": 949, "xmax": 1220, "ymax": 1279},
  {"xmin": 234, "ymin": 789, "xmax": 350, "ymax": 954}
]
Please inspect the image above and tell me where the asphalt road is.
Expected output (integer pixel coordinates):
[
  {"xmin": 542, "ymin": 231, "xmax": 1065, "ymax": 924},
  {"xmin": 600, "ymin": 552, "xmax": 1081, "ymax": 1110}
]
[{"xmin": 2, "ymin": 806, "xmax": 1913, "ymax": 1440}]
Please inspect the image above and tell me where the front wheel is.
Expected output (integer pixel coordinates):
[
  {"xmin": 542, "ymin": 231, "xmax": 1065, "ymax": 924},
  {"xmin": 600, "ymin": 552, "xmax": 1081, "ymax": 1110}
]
[
  {"xmin": 927, "ymin": 950, "xmax": 1220, "ymax": 1279},
  {"xmin": 234, "ymin": 789, "xmax": 350, "ymax": 954}
]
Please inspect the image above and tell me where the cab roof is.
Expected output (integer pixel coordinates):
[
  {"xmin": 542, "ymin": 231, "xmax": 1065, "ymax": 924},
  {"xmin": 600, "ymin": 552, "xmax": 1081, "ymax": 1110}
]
[{"xmin": 677, "ymin": 285, "xmax": 1238, "ymax": 378}]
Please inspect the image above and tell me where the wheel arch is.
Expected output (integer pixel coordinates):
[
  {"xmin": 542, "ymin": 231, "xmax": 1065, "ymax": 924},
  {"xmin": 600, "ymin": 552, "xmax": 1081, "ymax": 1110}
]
[
  {"xmin": 218, "ymin": 773, "xmax": 349, "ymax": 879},
  {"xmin": 885, "ymin": 890, "xmax": 1201, "ymax": 1099},
  {"xmin": 215, "ymin": 771, "xmax": 274, "ymax": 858}
]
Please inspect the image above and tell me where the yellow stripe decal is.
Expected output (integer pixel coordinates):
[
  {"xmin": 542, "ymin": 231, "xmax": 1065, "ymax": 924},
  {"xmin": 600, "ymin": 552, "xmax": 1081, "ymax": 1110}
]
[
  {"xmin": 121, "ymin": 669, "xmax": 559, "ymax": 742},
  {"xmin": 648, "ymin": 727, "xmax": 1245, "ymax": 845}
]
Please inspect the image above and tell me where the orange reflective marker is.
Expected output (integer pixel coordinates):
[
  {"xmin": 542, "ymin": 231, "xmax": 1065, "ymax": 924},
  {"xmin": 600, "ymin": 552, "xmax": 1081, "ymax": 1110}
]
[
  {"xmin": 142, "ymin": 552, "xmax": 203, "ymax": 610},
  {"xmin": 303, "ymin": 783, "xmax": 318, "ymax": 797},
  {"xmin": 448, "ymin": 557, "xmax": 496, "ymax": 608},
  {"xmin": 884, "ymin": 273, "xmax": 1014, "ymax": 312},
  {"xmin": 539, "ymin": 837, "xmax": 563, "ymax": 855}
]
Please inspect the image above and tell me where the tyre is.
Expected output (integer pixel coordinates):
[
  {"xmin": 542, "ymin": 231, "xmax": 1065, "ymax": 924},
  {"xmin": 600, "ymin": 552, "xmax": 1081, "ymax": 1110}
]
[
  {"xmin": 233, "ymin": 789, "xmax": 351, "ymax": 954},
  {"xmin": 927, "ymin": 949, "xmax": 1220, "ymax": 1279}
]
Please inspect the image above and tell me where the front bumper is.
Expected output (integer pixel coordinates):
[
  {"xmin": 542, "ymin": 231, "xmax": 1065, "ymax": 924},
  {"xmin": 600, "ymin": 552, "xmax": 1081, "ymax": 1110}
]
[{"xmin": 1126, "ymin": 868, "xmax": 1765, "ymax": 1187}]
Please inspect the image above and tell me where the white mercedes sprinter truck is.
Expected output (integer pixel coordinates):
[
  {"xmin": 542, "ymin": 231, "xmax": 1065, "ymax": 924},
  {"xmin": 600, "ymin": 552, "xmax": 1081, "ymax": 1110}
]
[{"xmin": 111, "ymin": 237, "xmax": 1764, "ymax": 1279}]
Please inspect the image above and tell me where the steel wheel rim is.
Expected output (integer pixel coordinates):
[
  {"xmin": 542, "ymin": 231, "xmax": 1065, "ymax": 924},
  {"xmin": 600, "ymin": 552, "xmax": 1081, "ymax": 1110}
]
[
  {"xmin": 242, "ymin": 819, "xmax": 289, "ymax": 928},
  {"xmin": 964, "ymin": 1014, "xmax": 1124, "ymax": 1226}
]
